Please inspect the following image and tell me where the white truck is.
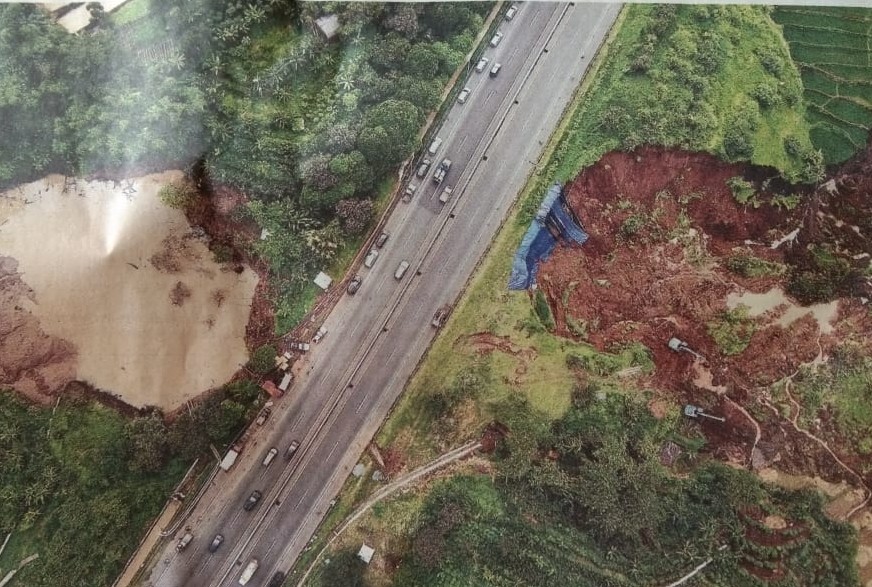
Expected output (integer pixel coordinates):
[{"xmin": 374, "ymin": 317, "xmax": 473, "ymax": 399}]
[
  {"xmin": 238, "ymin": 559, "xmax": 259, "ymax": 585},
  {"xmin": 219, "ymin": 447, "xmax": 240, "ymax": 471}
]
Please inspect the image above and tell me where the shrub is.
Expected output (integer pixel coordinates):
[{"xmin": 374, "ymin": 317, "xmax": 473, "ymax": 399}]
[
  {"xmin": 726, "ymin": 254, "xmax": 787, "ymax": 278},
  {"xmin": 620, "ymin": 213, "xmax": 648, "ymax": 240},
  {"xmin": 750, "ymin": 82, "xmax": 780, "ymax": 108},
  {"xmin": 158, "ymin": 180, "xmax": 198, "ymax": 210},
  {"xmin": 726, "ymin": 176, "xmax": 759, "ymax": 207},
  {"xmin": 248, "ymin": 344, "xmax": 276, "ymax": 376},
  {"xmin": 533, "ymin": 290, "xmax": 555, "ymax": 330},
  {"xmin": 707, "ymin": 304, "xmax": 756, "ymax": 355}
]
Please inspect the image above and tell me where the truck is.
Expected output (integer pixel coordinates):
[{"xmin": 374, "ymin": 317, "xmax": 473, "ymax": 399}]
[
  {"xmin": 219, "ymin": 447, "xmax": 240, "ymax": 471},
  {"xmin": 433, "ymin": 159, "xmax": 452, "ymax": 184},
  {"xmin": 238, "ymin": 558, "xmax": 259, "ymax": 585},
  {"xmin": 402, "ymin": 183, "xmax": 417, "ymax": 203}
]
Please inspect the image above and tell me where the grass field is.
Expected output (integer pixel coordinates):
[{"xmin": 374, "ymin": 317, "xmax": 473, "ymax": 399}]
[{"xmin": 774, "ymin": 7, "xmax": 872, "ymax": 165}]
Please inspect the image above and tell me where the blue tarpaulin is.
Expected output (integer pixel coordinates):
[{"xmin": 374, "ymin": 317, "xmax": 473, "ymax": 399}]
[{"xmin": 508, "ymin": 182, "xmax": 588, "ymax": 290}]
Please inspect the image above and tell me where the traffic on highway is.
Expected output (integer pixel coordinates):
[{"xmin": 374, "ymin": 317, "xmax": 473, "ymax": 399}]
[{"xmin": 143, "ymin": 4, "xmax": 621, "ymax": 586}]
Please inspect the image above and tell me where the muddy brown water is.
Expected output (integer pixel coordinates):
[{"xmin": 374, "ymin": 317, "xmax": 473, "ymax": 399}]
[
  {"xmin": 0, "ymin": 172, "xmax": 257, "ymax": 409},
  {"xmin": 726, "ymin": 287, "xmax": 839, "ymax": 335}
]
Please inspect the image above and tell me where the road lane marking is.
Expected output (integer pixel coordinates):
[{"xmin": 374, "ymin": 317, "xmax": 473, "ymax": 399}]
[
  {"xmin": 355, "ymin": 392, "xmax": 370, "ymax": 414},
  {"xmin": 458, "ymin": 134, "xmax": 468, "ymax": 150},
  {"xmin": 484, "ymin": 90, "xmax": 495, "ymax": 105},
  {"xmin": 293, "ymin": 488, "xmax": 311, "ymax": 511},
  {"xmin": 325, "ymin": 440, "xmax": 340, "ymax": 461}
]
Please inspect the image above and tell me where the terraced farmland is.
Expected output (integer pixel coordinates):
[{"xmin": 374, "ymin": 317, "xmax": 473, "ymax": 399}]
[{"xmin": 774, "ymin": 7, "xmax": 872, "ymax": 164}]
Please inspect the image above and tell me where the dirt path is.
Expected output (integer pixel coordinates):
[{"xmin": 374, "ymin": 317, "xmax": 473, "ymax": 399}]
[{"xmin": 295, "ymin": 440, "xmax": 481, "ymax": 587}]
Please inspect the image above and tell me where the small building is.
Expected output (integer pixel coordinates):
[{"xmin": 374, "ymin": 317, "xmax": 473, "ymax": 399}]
[
  {"xmin": 357, "ymin": 543, "xmax": 375, "ymax": 565},
  {"xmin": 315, "ymin": 14, "xmax": 340, "ymax": 41},
  {"xmin": 261, "ymin": 380, "xmax": 282, "ymax": 398},
  {"xmin": 314, "ymin": 271, "xmax": 332, "ymax": 290}
]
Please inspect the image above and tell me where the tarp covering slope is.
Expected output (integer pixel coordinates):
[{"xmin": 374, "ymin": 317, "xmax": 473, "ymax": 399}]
[{"xmin": 508, "ymin": 182, "xmax": 588, "ymax": 290}]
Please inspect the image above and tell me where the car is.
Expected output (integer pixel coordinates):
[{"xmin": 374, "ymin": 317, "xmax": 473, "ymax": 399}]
[
  {"xmin": 394, "ymin": 260, "xmax": 410, "ymax": 280},
  {"xmin": 403, "ymin": 183, "xmax": 418, "ymax": 202},
  {"xmin": 285, "ymin": 440, "xmax": 300, "ymax": 460},
  {"xmin": 433, "ymin": 158, "xmax": 452, "ymax": 184},
  {"xmin": 255, "ymin": 407, "xmax": 271, "ymax": 426},
  {"xmin": 489, "ymin": 63, "xmax": 502, "ymax": 78},
  {"xmin": 457, "ymin": 87, "xmax": 471, "ymax": 104},
  {"xmin": 262, "ymin": 447, "xmax": 278, "ymax": 467},
  {"xmin": 416, "ymin": 158, "xmax": 432, "ymax": 178},
  {"xmin": 176, "ymin": 532, "xmax": 193, "ymax": 552},
  {"xmin": 490, "ymin": 31, "xmax": 503, "ymax": 47},
  {"xmin": 439, "ymin": 186, "xmax": 454, "ymax": 205},
  {"xmin": 475, "ymin": 57, "xmax": 489, "ymax": 73},
  {"xmin": 432, "ymin": 304, "xmax": 453, "ymax": 328},
  {"xmin": 505, "ymin": 5, "xmax": 518, "ymax": 20},
  {"xmin": 267, "ymin": 571, "xmax": 287, "ymax": 587},
  {"xmin": 243, "ymin": 490, "xmax": 263, "ymax": 511},
  {"xmin": 375, "ymin": 231, "xmax": 389, "ymax": 248},
  {"xmin": 208, "ymin": 533, "xmax": 224, "ymax": 553},
  {"xmin": 427, "ymin": 137, "xmax": 443, "ymax": 155},
  {"xmin": 312, "ymin": 326, "xmax": 327, "ymax": 343},
  {"xmin": 364, "ymin": 248, "xmax": 379, "ymax": 268},
  {"xmin": 346, "ymin": 275, "xmax": 362, "ymax": 295}
]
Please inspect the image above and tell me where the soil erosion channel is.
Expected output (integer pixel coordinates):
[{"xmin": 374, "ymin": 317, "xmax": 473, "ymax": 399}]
[{"xmin": 0, "ymin": 172, "xmax": 257, "ymax": 409}]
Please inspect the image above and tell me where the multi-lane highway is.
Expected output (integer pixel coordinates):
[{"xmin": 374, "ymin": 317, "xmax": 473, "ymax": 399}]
[{"xmin": 143, "ymin": 3, "xmax": 620, "ymax": 586}]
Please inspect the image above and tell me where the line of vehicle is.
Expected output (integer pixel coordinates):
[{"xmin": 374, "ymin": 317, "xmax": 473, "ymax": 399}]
[{"xmin": 208, "ymin": 6, "xmax": 575, "ymax": 585}]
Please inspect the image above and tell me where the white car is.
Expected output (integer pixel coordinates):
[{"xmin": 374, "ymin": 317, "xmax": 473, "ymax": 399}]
[
  {"xmin": 364, "ymin": 248, "xmax": 379, "ymax": 268},
  {"xmin": 490, "ymin": 31, "xmax": 503, "ymax": 47},
  {"xmin": 475, "ymin": 57, "xmax": 489, "ymax": 73},
  {"xmin": 457, "ymin": 87, "xmax": 471, "ymax": 104},
  {"xmin": 505, "ymin": 5, "xmax": 518, "ymax": 20}
]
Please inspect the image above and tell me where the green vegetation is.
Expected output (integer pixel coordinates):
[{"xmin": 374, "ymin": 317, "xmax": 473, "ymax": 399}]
[
  {"xmin": 0, "ymin": 1, "xmax": 489, "ymax": 332},
  {"xmin": 532, "ymin": 289, "xmax": 555, "ymax": 330},
  {"xmin": 792, "ymin": 345, "xmax": 872, "ymax": 463},
  {"xmin": 787, "ymin": 244, "xmax": 858, "ymax": 304},
  {"xmin": 727, "ymin": 176, "xmax": 760, "ymax": 207},
  {"xmin": 0, "ymin": 377, "xmax": 264, "ymax": 585},
  {"xmin": 157, "ymin": 180, "xmax": 198, "ymax": 210},
  {"xmin": 0, "ymin": 392, "xmax": 187, "ymax": 586},
  {"xmin": 726, "ymin": 252, "xmax": 787, "ymax": 278},
  {"xmin": 321, "ymin": 392, "xmax": 859, "ymax": 586},
  {"xmin": 774, "ymin": 7, "xmax": 872, "ymax": 164},
  {"xmin": 529, "ymin": 3, "xmax": 820, "ymax": 201},
  {"xmin": 707, "ymin": 304, "xmax": 757, "ymax": 356}
]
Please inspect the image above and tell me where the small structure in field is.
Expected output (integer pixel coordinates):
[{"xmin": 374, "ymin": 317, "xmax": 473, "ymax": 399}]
[
  {"xmin": 357, "ymin": 543, "xmax": 375, "ymax": 565},
  {"xmin": 315, "ymin": 14, "xmax": 340, "ymax": 41},
  {"xmin": 314, "ymin": 271, "xmax": 333, "ymax": 290}
]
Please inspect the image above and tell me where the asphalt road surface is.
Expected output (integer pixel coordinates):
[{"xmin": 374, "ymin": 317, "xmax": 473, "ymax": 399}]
[{"xmin": 144, "ymin": 3, "xmax": 620, "ymax": 586}]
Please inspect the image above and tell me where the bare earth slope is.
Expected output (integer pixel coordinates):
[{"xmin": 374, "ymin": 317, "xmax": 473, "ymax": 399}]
[{"xmin": 0, "ymin": 172, "xmax": 257, "ymax": 409}]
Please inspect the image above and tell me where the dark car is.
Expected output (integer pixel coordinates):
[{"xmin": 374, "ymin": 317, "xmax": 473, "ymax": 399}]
[
  {"xmin": 268, "ymin": 571, "xmax": 287, "ymax": 587},
  {"xmin": 375, "ymin": 231, "xmax": 389, "ymax": 248},
  {"xmin": 208, "ymin": 534, "xmax": 224, "ymax": 553},
  {"xmin": 243, "ymin": 490, "xmax": 262, "ymax": 511},
  {"xmin": 285, "ymin": 440, "xmax": 300, "ymax": 460},
  {"xmin": 346, "ymin": 275, "xmax": 362, "ymax": 295}
]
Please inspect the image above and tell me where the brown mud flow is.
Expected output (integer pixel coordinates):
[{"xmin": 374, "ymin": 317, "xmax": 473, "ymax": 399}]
[{"xmin": 538, "ymin": 145, "xmax": 872, "ymax": 484}]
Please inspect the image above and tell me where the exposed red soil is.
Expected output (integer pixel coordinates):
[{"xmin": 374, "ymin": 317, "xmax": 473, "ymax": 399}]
[
  {"xmin": 184, "ymin": 182, "xmax": 275, "ymax": 351},
  {"xmin": 0, "ymin": 256, "xmax": 76, "ymax": 403},
  {"xmin": 538, "ymin": 146, "xmax": 872, "ymax": 489}
]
